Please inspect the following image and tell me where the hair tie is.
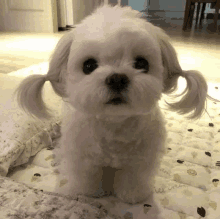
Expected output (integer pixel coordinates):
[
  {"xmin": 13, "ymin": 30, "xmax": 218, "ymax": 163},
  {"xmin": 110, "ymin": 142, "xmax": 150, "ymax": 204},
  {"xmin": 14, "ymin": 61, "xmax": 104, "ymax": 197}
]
[
  {"xmin": 181, "ymin": 71, "xmax": 186, "ymax": 78},
  {"xmin": 44, "ymin": 76, "xmax": 49, "ymax": 82}
]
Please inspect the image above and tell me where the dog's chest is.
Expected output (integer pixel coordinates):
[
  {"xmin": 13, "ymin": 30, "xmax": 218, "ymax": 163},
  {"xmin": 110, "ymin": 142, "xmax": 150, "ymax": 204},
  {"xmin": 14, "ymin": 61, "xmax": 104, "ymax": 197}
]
[{"xmin": 92, "ymin": 117, "xmax": 144, "ymax": 156}]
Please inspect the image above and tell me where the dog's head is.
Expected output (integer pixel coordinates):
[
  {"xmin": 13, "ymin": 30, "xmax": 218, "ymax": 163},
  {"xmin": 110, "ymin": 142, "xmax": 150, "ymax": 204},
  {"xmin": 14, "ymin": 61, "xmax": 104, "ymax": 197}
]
[
  {"xmin": 15, "ymin": 3, "xmax": 213, "ymax": 119},
  {"xmin": 66, "ymin": 5, "xmax": 166, "ymax": 116}
]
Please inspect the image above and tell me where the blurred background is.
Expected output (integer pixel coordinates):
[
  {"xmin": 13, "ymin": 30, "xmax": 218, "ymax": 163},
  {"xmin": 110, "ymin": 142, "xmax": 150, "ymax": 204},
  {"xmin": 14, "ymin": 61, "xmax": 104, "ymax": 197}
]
[{"xmin": 0, "ymin": 0, "xmax": 219, "ymax": 82}]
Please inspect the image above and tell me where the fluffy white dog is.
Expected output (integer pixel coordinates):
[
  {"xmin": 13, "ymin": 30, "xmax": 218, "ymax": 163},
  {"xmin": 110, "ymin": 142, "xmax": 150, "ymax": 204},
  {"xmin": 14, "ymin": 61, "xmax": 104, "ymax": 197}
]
[{"xmin": 15, "ymin": 3, "xmax": 217, "ymax": 217}]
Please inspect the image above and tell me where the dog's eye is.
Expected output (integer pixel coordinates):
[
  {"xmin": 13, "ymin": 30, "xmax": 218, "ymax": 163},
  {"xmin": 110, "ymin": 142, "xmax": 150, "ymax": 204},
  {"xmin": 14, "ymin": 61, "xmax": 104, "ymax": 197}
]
[
  {"xmin": 83, "ymin": 58, "xmax": 98, "ymax": 75},
  {"xmin": 133, "ymin": 57, "xmax": 149, "ymax": 73}
]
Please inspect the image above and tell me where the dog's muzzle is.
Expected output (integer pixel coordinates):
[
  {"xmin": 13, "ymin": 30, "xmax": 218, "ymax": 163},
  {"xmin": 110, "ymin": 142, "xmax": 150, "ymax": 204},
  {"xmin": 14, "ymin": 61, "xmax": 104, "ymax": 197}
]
[{"xmin": 105, "ymin": 73, "xmax": 129, "ymax": 105}]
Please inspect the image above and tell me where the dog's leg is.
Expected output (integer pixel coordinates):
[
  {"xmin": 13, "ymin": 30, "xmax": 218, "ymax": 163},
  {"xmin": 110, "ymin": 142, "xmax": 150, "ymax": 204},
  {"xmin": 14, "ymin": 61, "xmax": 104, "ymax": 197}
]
[
  {"xmin": 113, "ymin": 124, "xmax": 166, "ymax": 205},
  {"xmin": 113, "ymin": 163, "xmax": 157, "ymax": 205},
  {"xmin": 101, "ymin": 166, "xmax": 119, "ymax": 197},
  {"xmin": 56, "ymin": 113, "xmax": 106, "ymax": 198},
  {"xmin": 69, "ymin": 162, "xmax": 105, "ymax": 198},
  {"xmin": 57, "ymin": 164, "xmax": 105, "ymax": 198},
  {"xmin": 56, "ymin": 150, "xmax": 104, "ymax": 197}
]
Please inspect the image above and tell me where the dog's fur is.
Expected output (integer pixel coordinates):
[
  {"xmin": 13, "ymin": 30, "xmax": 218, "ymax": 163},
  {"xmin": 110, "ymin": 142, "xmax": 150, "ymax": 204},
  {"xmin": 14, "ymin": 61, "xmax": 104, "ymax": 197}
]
[{"xmin": 15, "ymin": 3, "xmax": 216, "ymax": 209}]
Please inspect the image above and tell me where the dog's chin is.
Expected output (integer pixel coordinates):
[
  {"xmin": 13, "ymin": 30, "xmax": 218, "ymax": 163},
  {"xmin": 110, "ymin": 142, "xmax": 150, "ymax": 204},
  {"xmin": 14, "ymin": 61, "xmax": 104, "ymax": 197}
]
[
  {"xmin": 71, "ymin": 95, "xmax": 155, "ymax": 116},
  {"xmin": 105, "ymin": 97, "xmax": 127, "ymax": 105}
]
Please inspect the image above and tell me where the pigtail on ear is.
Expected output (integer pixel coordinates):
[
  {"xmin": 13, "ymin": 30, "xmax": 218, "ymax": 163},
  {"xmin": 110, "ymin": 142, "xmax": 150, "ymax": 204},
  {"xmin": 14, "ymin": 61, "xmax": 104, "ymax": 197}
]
[
  {"xmin": 164, "ymin": 70, "xmax": 220, "ymax": 120},
  {"xmin": 164, "ymin": 70, "xmax": 209, "ymax": 120},
  {"xmin": 152, "ymin": 26, "xmax": 183, "ymax": 95},
  {"xmin": 152, "ymin": 25, "xmax": 218, "ymax": 120},
  {"xmin": 47, "ymin": 30, "xmax": 74, "ymax": 98},
  {"xmin": 14, "ymin": 75, "xmax": 52, "ymax": 119},
  {"xmin": 14, "ymin": 30, "xmax": 74, "ymax": 119}
]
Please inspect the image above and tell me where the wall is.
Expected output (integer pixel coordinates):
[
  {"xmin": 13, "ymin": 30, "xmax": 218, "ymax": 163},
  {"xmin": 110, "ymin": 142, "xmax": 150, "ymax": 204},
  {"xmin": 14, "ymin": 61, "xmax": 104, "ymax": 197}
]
[
  {"xmin": 148, "ymin": 0, "xmax": 215, "ymax": 14},
  {"xmin": 109, "ymin": 0, "xmax": 128, "ymax": 6},
  {"xmin": 65, "ymin": 0, "xmax": 74, "ymax": 26},
  {"xmin": 128, "ymin": 0, "xmax": 148, "ymax": 11}
]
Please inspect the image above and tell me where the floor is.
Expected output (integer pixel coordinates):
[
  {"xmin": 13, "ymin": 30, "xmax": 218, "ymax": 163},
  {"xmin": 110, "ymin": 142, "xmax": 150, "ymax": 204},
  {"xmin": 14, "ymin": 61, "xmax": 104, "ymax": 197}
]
[
  {"xmin": 0, "ymin": 16, "xmax": 219, "ymax": 82},
  {"xmin": 0, "ymin": 31, "xmax": 66, "ymax": 74}
]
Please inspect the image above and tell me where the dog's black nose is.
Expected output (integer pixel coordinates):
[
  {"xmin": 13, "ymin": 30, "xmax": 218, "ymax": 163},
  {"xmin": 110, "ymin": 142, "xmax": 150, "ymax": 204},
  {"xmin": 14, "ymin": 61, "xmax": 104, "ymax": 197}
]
[{"xmin": 105, "ymin": 73, "xmax": 130, "ymax": 93}]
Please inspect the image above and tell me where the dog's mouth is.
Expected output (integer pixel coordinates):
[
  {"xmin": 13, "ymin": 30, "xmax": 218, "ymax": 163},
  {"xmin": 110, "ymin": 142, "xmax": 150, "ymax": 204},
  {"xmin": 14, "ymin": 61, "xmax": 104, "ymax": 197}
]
[{"xmin": 106, "ymin": 96, "xmax": 127, "ymax": 105}]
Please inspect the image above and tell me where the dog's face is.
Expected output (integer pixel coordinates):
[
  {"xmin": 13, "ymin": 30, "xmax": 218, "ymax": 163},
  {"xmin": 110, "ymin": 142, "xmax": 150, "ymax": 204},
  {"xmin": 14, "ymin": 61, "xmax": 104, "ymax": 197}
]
[{"xmin": 65, "ymin": 5, "xmax": 165, "ymax": 116}]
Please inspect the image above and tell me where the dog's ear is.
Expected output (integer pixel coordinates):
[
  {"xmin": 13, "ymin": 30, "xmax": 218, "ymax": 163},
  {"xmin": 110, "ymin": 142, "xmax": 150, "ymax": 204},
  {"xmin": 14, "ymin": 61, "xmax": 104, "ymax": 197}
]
[
  {"xmin": 47, "ymin": 30, "xmax": 74, "ymax": 97},
  {"xmin": 14, "ymin": 30, "xmax": 74, "ymax": 119},
  {"xmin": 152, "ymin": 26, "xmax": 211, "ymax": 120}
]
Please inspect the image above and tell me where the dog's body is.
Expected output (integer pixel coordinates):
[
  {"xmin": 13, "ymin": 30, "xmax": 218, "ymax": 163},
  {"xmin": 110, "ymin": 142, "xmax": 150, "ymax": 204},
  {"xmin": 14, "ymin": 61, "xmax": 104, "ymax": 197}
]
[
  {"xmin": 15, "ymin": 3, "xmax": 217, "ymax": 217},
  {"xmin": 58, "ymin": 102, "xmax": 166, "ymax": 204}
]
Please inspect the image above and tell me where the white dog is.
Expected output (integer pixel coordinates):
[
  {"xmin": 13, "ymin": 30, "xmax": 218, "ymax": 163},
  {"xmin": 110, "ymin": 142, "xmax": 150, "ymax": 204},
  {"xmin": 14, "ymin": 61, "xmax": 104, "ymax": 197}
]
[{"xmin": 15, "ymin": 3, "xmax": 217, "ymax": 218}]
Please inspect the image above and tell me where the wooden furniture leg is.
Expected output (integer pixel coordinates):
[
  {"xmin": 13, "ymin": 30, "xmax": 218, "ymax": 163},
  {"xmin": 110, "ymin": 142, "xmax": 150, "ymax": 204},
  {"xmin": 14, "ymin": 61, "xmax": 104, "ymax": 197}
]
[
  {"xmin": 196, "ymin": 2, "xmax": 201, "ymax": 26},
  {"xmin": 199, "ymin": 3, "xmax": 206, "ymax": 25},
  {"xmin": 183, "ymin": 0, "xmax": 192, "ymax": 30},
  {"xmin": 214, "ymin": 7, "xmax": 219, "ymax": 30},
  {"xmin": 189, "ymin": 3, "xmax": 196, "ymax": 29}
]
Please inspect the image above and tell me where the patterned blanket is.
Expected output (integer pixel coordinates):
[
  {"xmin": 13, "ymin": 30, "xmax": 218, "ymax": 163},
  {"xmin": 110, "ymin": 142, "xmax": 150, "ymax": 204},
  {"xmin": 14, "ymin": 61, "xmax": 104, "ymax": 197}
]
[{"xmin": 1, "ymin": 63, "xmax": 220, "ymax": 219}]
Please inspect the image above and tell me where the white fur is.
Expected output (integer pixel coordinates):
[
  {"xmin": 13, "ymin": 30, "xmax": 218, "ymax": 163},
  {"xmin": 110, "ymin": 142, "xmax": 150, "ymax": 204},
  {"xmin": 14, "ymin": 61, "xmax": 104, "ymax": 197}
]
[{"xmin": 15, "ymin": 3, "xmax": 218, "ymax": 218}]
